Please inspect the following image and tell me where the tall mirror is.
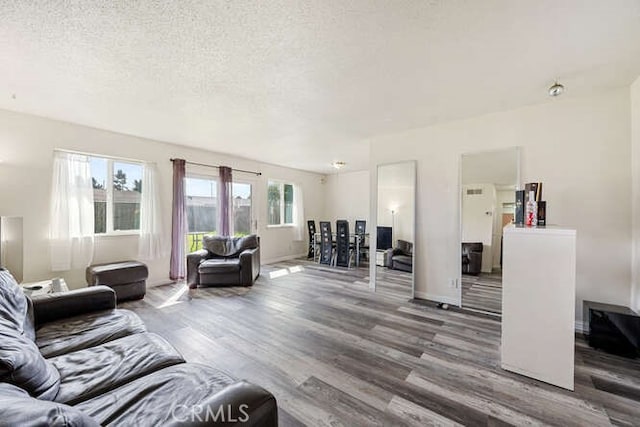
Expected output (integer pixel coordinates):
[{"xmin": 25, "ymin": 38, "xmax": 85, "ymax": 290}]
[
  {"xmin": 460, "ymin": 148, "xmax": 519, "ymax": 315},
  {"xmin": 374, "ymin": 161, "xmax": 416, "ymax": 299},
  {"xmin": 0, "ymin": 216, "xmax": 24, "ymax": 282}
]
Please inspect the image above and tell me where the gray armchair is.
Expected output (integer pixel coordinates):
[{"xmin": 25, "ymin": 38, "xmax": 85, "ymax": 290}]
[
  {"xmin": 187, "ymin": 235, "xmax": 260, "ymax": 289},
  {"xmin": 384, "ymin": 240, "xmax": 413, "ymax": 273}
]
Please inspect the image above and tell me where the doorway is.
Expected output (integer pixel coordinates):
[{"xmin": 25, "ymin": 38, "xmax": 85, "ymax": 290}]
[{"xmin": 185, "ymin": 176, "xmax": 256, "ymax": 252}]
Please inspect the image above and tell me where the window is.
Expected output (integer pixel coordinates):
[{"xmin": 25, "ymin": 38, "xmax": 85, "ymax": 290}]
[
  {"xmin": 186, "ymin": 177, "xmax": 218, "ymax": 251},
  {"xmin": 267, "ymin": 181, "xmax": 294, "ymax": 226},
  {"xmin": 184, "ymin": 178, "xmax": 253, "ymax": 250},
  {"xmin": 186, "ymin": 177, "xmax": 218, "ymax": 233},
  {"xmin": 232, "ymin": 182, "xmax": 252, "ymax": 236},
  {"xmin": 90, "ymin": 157, "xmax": 143, "ymax": 234}
]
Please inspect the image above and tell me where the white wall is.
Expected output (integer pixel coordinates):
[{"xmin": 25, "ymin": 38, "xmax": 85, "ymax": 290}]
[
  {"xmin": 370, "ymin": 89, "xmax": 632, "ymax": 320},
  {"xmin": 378, "ymin": 184, "xmax": 415, "ymax": 246},
  {"xmin": 632, "ymin": 75, "xmax": 640, "ymax": 312},
  {"xmin": 0, "ymin": 109, "xmax": 325, "ymax": 288},
  {"xmin": 0, "ymin": 217, "xmax": 24, "ymax": 282},
  {"xmin": 323, "ymin": 170, "xmax": 370, "ymax": 228},
  {"xmin": 462, "ymin": 183, "xmax": 496, "ymax": 273}
]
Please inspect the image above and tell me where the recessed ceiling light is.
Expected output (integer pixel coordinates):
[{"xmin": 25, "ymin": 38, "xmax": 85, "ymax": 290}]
[
  {"xmin": 332, "ymin": 161, "xmax": 346, "ymax": 170},
  {"xmin": 548, "ymin": 82, "xmax": 565, "ymax": 97}
]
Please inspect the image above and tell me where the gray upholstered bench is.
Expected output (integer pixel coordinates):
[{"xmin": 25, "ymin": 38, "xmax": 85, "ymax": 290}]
[{"xmin": 86, "ymin": 261, "xmax": 148, "ymax": 302}]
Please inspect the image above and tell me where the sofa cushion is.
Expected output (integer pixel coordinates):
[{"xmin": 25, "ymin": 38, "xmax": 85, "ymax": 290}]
[
  {"xmin": 75, "ymin": 364, "xmax": 238, "ymax": 426},
  {"xmin": 198, "ymin": 258, "xmax": 241, "ymax": 274},
  {"xmin": 393, "ymin": 254, "xmax": 413, "ymax": 266},
  {"xmin": 36, "ymin": 309, "xmax": 146, "ymax": 358},
  {"xmin": 51, "ymin": 333, "xmax": 185, "ymax": 405},
  {"xmin": 202, "ymin": 234, "xmax": 258, "ymax": 257},
  {"xmin": 0, "ymin": 382, "xmax": 99, "ymax": 427},
  {"xmin": 0, "ymin": 268, "xmax": 35, "ymax": 341},
  {"xmin": 0, "ymin": 326, "xmax": 60, "ymax": 400}
]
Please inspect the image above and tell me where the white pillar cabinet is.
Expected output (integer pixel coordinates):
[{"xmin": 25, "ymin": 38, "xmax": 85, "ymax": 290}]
[{"xmin": 501, "ymin": 225, "xmax": 577, "ymax": 391}]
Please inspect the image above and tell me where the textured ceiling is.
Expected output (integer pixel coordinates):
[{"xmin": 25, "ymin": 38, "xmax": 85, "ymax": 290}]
[{"xmin": 1, "ymin": 1, "xmax": 640, "ymax": 173}]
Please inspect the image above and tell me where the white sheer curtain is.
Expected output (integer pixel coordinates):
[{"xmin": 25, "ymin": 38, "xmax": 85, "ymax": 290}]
[
  {"xmin": 292, "ymin": 184, "xmax": 305, "ymax": 241},
  {"xmin": 138, "ymin": 162, "xmax": 166, "ymax": 260},
  {"xmin": 49, "ymin": 151, "xmax": 95, "ymax": 271}
]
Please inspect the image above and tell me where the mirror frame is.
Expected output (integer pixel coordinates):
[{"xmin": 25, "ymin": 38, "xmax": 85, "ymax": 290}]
[
  {"xmin": 370, "ymin": 160, "xmax": 417, "ymax": 299},
  {"xmin": 457, "ymin": 147, "xmax": 521, "ymax": 307}
]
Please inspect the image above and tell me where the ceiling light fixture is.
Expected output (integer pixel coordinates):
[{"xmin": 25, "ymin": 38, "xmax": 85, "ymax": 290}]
[
  {"xmin": 332, "ymin": 161, "xmax": 346, "ymax": 170},
  {"xmin": 548, "ymin": 81, "xmax": 565, "ymax": 97}
]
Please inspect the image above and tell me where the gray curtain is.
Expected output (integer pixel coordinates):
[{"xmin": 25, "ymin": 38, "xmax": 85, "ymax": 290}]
[
  {"xmin": 219, "ymin": 166, "xmax": 232, "ymax": 236},
  {"xmin": 170, "ymin": 159, "xmax": 186, "ymax": 280}
]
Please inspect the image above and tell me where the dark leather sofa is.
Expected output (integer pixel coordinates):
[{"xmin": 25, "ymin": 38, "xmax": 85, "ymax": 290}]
[
  {"xmin": 0, "ymin": 268, "xmax": 277, "ymax": 426},
  {"xmin": 384, "ymin": 240, "xmax": 413, "ymax": 273},
  {"xmin": 187, "ymin": 234, "xmax": 260, "ymax": 289},
  {"xmin": 462, "ymin": 242, "xmax": 483, "ymax": 275}
]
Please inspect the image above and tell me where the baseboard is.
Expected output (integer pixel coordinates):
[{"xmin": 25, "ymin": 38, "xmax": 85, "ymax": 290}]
[
  {"xmin": 414, "ymin": 291, "xmax": 460, "ymax": 307},
  {"xmin": 414, "ymin": 293, "xmax": 586, "ymax": 333},
  {"xmin": 262, "ymin": 253, "xmax": 307, "ymax": 265},
  {"xmin": 147, "ymin": 279, "xmax": 178, "ymax": 288}
]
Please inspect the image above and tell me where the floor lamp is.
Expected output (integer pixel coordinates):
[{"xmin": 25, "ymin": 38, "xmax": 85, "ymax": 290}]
[{"xmin": 391, "ymin": 209, "xmax": 395, "ymax": 245}]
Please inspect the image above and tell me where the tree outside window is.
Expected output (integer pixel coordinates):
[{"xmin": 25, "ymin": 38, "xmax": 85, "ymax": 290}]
[
  {"xmin": 268, "ymin": 181, "xmax": 294, "ymax": 226},
  {"xmin": 90, "ymin": 157, "xmax": 142, "ymax": 234},
  {"xmin": 268, "ymin": 182, "xmax": 281, "ymax": 225}
]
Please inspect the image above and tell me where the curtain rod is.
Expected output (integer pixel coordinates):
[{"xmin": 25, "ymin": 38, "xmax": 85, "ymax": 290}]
[
  {"xmin": 55, "ymin": 148, "xmax": 147, "ymax": 165},
  {"xmin": 170, "ymin": 158, "xmax": 262, "ymax": 176}
]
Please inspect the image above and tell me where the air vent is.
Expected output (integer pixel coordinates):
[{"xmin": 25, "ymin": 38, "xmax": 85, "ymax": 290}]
[{"xmin": 466, "ymin": 188, "xmax": 483, "ymax": 195}]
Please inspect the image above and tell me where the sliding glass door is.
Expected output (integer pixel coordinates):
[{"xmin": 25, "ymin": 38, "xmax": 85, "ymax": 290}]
[
  {"xmin": 232, "ymin": 182, "xmax": 253, "ymax": 236},
  {"xmin": 185, "ymin": 177, "xmax": 255, "ymax": 251},
  {"xmin": 185, "ymin": 176, "xmax": 217, "ymax": 251}
]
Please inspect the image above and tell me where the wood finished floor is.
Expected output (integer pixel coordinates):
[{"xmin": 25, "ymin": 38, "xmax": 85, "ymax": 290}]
[
  {"xmin": 461, "ymin": 272, "xmax": 503, "ymax": 315},
  {"xmin": 121, "ymin": 259, "xmax": 640, "ymax": 426},
  {"xmin": 375, "ymin": 265, "xmax": 413, "ymax": 300}
]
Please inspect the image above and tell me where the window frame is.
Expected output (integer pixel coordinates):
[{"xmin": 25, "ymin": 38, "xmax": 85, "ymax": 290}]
[
  {"xmin": 185, "ymin": 173, "xmax": 220, "ymax": 235},
  {"xmin": 231, "ymin": 180, "xmax": 255, "ymax": 236},
  {"xmin": 92, "ymin": 156, "xmax": 144, "ymax": 236},
  {"xmin": 267, "ymin": 180, "xmax": 295, "ymax": 228}
]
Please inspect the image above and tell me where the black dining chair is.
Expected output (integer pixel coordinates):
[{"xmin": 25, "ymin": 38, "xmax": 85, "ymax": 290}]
[
  {"xmin": 319, "ymin": 221, "xmax": 335, "ymax": 265},
  {"xmin": 335, "ymin": 220, "xmax": 354, "ymax": 268},
  {"xmin": 307, "ymin": 220, "xmax": 318, "ymax": 259},
  {"xmin": 355, "ymin": 220, "xmax": 369, "ymax": 263}
]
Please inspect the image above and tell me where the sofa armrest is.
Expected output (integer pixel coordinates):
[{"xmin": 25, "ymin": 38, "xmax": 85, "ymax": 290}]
[
  {"xmin": 168, "ymin": 381, "xmax": 277, "ymax": 427},
  {"xmin": 384, "ymin": 248, "xmax": 395, "ymax": 267},
  {"xmin": 31, "ymin": 286, "xmax": 116, "ymax": 326},
  {"xmin": 239, "ymin": 248, "xmax": 260, "ymax": 286},
  {"xmin": 187, "ymin": 250, "xmax": 209, "ymax": 289}
]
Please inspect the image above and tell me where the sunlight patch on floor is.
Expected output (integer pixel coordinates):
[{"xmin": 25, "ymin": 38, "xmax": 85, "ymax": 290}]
[
  {"xmin": 269, "ymin": 268, "xmax": 290, "ymax": 279},
  {"xmin": 157, "ymin": 285, "xmax": 189, "ymax": 308},
  {"xmin": 269, "ymin": 265, "xmax": 305, "ymax": 279},
  {"xmin": 288, "ymin": 265, "xmax": 304, "ymax": 273}
]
